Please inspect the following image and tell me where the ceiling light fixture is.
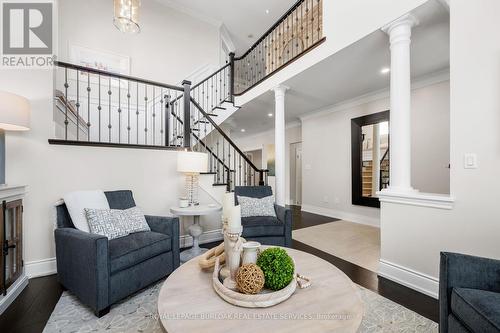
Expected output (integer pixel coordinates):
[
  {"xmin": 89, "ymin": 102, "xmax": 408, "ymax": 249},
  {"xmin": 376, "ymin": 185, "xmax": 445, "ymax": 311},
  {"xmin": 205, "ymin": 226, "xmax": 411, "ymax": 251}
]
[
  {"xmin": 241, "ymin": 129, "xmax": 246, "ymax": 133},
  {"xmin": 113, "ymin": 0, "xmax": 141, "ymax": 34},
  {"xmin": 380, "ymin": 67, "xmax": 390, "ymax": 74},
  {"xmin": 268, "ymin": 113, "xmax": 273, "ymax": 117},
  {"xmin": 265, "ymin": 9, "xmax": 270, "ymax": 14}
]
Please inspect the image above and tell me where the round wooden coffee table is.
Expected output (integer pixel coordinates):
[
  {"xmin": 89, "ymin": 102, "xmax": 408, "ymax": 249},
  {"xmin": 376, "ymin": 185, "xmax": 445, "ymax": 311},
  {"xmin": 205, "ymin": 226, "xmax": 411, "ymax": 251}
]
[{"xmin": 158, "ymin": 247, "xmax": 364, "ymax": 333}]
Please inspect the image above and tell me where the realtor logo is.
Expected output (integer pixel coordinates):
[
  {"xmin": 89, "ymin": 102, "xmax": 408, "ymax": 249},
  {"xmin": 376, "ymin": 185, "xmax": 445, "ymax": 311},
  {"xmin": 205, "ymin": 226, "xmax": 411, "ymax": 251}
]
[
  {"xmin": 1, "ymin": 1, "xmax": 54, "ymax": 67},
  {"xmin": 2, "ymin": 2, "xmax": 52, "ymax": 54}
]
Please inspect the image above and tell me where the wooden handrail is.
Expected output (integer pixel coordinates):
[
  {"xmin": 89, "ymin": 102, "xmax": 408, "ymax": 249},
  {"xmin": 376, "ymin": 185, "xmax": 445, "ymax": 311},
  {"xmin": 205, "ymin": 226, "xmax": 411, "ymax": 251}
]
[
  {"xmin": 234, "ymin": 0, "xmax": 306, "ymax": 60},
  {"xmin": 190, "ymin": 98, "xmax": 268, "ymax": 174},
  {"xmin": 54, "ymin": 61, "xmax": 184, "ymax": 92}
]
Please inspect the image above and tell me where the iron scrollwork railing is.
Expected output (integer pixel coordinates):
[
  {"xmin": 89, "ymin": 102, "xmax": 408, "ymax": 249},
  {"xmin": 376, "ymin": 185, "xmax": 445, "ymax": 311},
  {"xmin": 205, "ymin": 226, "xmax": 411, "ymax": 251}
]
[
  {"xmin": 233, "ymin": 0, "xmax": 324, "ymax": 95},
  {"xmin": 52, "ymin": 61, "xmax": 189, "ymax": 149},
  {"xmin": 189, "ymin": 98, "xmax": 268, "ymax": 191}
]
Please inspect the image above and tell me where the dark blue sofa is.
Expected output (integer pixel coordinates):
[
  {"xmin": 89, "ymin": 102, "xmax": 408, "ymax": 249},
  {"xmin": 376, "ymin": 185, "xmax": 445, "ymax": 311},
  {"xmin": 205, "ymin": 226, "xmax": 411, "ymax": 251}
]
[
  {"xmin": 234, "ymin": 186, "xmax": 292, "ymax": 247},
  {"xmin": 439, "ymin": 252, "xmax": 500, "ymax": 332},
  {"xmin": 54, "ymin": 190, "xmax": 180, "ymax": 317}
]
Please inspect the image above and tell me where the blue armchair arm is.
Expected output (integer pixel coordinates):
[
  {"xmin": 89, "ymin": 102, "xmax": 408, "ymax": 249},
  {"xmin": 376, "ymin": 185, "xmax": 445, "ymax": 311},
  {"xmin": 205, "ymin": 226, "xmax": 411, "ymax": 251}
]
[
  {"xmin": 145, "ymin": 215, "xmax": 180, "ymax": 269},
  {"xmin": 274, "ymin": 204, "xmax": 292, "ymax": 247},
  {"xmin": 54, "ymin": 228, "xmax": 109, "ymax": 312},
  {"xmin": 439, "ymin": 252, "xmax": 500, "ymax": 333}
]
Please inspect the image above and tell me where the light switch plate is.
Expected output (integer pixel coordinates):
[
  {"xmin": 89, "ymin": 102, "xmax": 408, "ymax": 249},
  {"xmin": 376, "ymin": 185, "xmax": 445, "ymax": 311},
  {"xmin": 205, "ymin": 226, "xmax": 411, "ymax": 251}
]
[{"xmin": 464, "ymin": 153, "xmax": 478, "ymax": 169}]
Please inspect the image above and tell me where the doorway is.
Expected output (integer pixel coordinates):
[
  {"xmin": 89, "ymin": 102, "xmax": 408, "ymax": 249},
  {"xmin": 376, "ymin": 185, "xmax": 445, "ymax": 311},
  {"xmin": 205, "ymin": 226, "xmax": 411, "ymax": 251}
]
[{"xmin": 290, "ymin": 142, "xmax": 302, "ymax": 205}]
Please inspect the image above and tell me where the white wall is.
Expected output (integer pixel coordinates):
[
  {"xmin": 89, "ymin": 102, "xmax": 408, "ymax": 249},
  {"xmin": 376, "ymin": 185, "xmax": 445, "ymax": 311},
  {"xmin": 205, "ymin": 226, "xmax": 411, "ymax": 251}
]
[
  {"xmin": 1, "ymin": 1, "xmax": 224, "ymax": 276},
  {"xmin": 234, "ymin": 124, "xmax": 302, "ymax": 205},
  {"xmin": 300, "ymin": 78, "xmax": 450, "ymax": 227},
  {"xmin": 58, "ymin": 0, "xmax": 221, "ymax": 84},
  {"xmin": 380, "ymin": 0, "xmax": 500, "ymax": 298}
]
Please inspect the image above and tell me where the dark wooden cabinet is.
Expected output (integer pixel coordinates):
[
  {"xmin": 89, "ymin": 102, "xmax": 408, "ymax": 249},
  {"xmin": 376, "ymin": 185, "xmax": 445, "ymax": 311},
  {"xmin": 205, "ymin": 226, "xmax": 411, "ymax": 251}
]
[{"xmin": 1, "ymin": 199, "xmax": 23, "ymax": 295}]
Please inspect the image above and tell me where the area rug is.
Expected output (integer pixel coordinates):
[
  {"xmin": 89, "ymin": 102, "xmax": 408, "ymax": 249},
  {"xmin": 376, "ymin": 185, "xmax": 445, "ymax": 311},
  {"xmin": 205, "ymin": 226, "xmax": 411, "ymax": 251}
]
[
  {"xmin": 43, "ymin": 280, "xmax": 437, "ymax": 333},
  {"xmin": 293, "ymin": 221, "xmax": 381, "ymax": 272}
]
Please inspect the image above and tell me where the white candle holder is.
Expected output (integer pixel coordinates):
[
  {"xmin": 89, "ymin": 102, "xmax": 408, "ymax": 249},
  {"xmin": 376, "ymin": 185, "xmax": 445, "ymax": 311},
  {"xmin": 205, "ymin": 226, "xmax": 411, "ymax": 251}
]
[{"xmin": 222, "ymin": 224, "xmax": 243, "ymax": 290}]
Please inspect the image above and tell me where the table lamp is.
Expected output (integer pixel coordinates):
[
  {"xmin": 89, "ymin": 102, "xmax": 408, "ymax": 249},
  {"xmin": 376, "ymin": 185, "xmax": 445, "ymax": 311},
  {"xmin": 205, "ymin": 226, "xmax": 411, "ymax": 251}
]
[
  {"xmin": 177, "ymin": 151, "xmax": 208, "ymax": 206},
  {"xmin": 0, "ymin": 91, "xmax": 31, "ymax": 185}
]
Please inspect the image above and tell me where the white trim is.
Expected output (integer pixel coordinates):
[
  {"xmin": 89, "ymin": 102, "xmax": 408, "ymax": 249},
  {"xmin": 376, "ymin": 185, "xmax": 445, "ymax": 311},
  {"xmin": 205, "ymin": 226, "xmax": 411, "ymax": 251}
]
[
  {"xmin": 25, "ymin": 258, "xmax": 57, "ymax": 278},
  {"xmin": 300, "ymin": 70, "xmax": 450, "ymax": 122},
  {"xmin": 0, "ymin": 273, "xmax": 28, "ymax": 315},
  {"xmin": 154, "ymin": 0, "xmax": 222, "ymax": 27},
  {"xmin": 220, "ymin": 24, "xmax": 236, "ymax": 53},
  {"xmin": 378, "ymin": 259, "xmax": 439, "ymax": 299},
  {"xmin": 301, "ymin": 204, "xmax": 380, "ymax": 227},
  {"xmin": 180, "ymin": 229, "xmax": 223, "ymax": 249},
  {"xmin": 377, "ymin": 190, "xmax": 454, "ymax": 210}
]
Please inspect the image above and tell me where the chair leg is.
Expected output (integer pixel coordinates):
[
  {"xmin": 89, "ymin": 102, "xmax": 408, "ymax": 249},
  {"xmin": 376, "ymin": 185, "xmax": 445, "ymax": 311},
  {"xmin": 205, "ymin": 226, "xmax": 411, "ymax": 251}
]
[{"xmin": 94, "ymin": 306, "xmax": 110, "ymax": 318}]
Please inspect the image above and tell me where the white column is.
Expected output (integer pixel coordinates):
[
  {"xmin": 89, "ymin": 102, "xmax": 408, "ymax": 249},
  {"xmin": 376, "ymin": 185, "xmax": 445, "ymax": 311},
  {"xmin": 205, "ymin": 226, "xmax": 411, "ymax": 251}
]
[
  {"xmin": 272, "ymin": 85, "xmax": 289, "ymax": 206},
  {"xmin": 382, "ymin": 15, "xmax": 418, "ymax": 193}
]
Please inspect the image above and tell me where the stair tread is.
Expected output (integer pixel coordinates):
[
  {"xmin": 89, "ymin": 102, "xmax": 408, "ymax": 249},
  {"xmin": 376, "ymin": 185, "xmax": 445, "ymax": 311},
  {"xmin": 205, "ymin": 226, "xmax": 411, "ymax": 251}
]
[
  {"xmin": 212, "ymin": 106, "xmax": 226, "ymax": 111},
  {"xmin": 213, "ymin": 183, "xmax": 228, "ymax": 186}
]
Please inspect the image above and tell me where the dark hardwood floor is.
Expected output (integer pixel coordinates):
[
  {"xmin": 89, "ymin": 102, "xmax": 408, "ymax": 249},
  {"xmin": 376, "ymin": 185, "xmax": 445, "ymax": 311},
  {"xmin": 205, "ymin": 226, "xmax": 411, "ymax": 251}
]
[
  {"xmin": 0, "ymin": 206, "xmax": 438, "ymax": 332},
  {"xmin": 0, "ymin": 275, "xmax": 63, "ymax": 333}
]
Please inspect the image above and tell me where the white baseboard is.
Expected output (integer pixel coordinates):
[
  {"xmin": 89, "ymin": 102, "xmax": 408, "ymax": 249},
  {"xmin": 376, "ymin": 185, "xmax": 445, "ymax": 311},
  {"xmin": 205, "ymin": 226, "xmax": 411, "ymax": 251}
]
[
  {"xmin": 25, "ymin": 257, "xmax": 57, "ymax": 278},
  {"xmin": 180, "ymin": 229, "xmax": 223, "ymax": 249},
  {"xmin": 378, "ymin": 259, "xmax": 439, "ymax": 299},
  {"xmin": 301, "ymin": 204, "xmax": 380, "ymax": 227},
  {"xmin": 0, "ymin": 273, "xmax": 28, "ymax": 314}
]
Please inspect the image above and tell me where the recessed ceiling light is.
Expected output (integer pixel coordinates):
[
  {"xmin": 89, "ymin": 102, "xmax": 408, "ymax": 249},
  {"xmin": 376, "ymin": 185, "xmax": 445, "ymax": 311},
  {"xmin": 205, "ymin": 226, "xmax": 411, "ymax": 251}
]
[
  {"xmin": 247, "ymin": 34, "xmax": 254, "ymax": 39},
  {"xmin": 380, "ymin": 67, "xmax": 390, "ymax": 74},
  {"xmin": 268, "ymin": 113, "xmax": 273, "ymax": 117},
  {"xmin": 265, "ymin": 9, "xmax": 270, "ymax": 14},
  {"xmin": 241, "ymin": 129, "xmax": 246, "ymax": 132}
]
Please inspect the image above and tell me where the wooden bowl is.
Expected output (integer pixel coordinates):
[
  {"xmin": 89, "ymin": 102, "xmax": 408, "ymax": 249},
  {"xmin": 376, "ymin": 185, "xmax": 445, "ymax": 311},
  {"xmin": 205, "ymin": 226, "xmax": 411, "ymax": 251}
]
[{"xmin": 212, "ymin": 258, "xmax": 297, "ymax": 308}]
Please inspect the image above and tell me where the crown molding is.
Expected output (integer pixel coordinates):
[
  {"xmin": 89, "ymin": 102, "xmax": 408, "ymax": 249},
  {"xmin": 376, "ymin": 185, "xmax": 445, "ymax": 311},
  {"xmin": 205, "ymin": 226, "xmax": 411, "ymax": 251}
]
[
  {"xmin": 300, "ymin": 69, "xmax": 450, "ymax": 122},
  {"xmin": 154, "ymin": 0, "xmax": 222, "ymax": 28}
]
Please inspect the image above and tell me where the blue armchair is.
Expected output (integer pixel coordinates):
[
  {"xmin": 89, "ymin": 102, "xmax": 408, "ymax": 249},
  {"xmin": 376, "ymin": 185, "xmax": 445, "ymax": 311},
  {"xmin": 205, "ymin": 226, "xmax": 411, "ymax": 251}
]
[
  {"xmin": 54, "ymin": 190, "xmax": 180, "ymax": 317},
  {"xmin": 439, "ymin": 252, "xmax": 500, "ymax": 332},
  {"xmin": 234, "ymin": 186, "xmax": 292, "ymax": 247}
]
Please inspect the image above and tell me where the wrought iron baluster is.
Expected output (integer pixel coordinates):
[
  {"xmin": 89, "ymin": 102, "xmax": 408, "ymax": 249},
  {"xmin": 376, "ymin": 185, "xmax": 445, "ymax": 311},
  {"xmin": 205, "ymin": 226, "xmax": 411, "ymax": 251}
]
[
  {"xmin": 127, "ymin": 82, "xmax": 131, "ymax": 144},
  {"xmin": 144, "ymin": 85, "xmax": 148, "ymax": 145},
  {"xmin": 87, "ymin": 73, "xmax": 91, "ymax": 142},
  {"xmin": 118, "ymin": 79, "xmax": 121, "ymax": 143},
  {"xmin": 98, "ymin": 74, "xmax": 101, "ymax": 142},
  {"xmin": 216, "ymin": 139, "xmax": 220, "ymax": 183},
  {"xmin": 165, "ymin": 93, "xmax": 170, "ymax": 146},
  {"xmin": 64, "ymin": 68, "xmax": 68, "ymax": 140},
  {"xmin": 108, "ymin": 77, "xmax": 112, "ymax": 143},
  {"xmin": 152, "ymin": 86, "xmax": 156, "ymax": 145},
  {"xmin": 136, "ymin": 82, "xmax": 139, "ymax": 144},
  {"xmin": 76, "ymin": 70, "xmax": 80, "ymax": 141},
  {"xmin": 160, "ymin": 89, "xmax": 164, "ymax": 146}
]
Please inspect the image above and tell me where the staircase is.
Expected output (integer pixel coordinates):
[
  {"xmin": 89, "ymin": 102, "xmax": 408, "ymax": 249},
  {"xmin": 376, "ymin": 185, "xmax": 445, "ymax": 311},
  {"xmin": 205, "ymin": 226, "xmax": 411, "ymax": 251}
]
[
  {"xmin": 362, "ymin": 161, "xmax": 373, "ymax": 197},
  {"xmin": 50, "ymin": 0, "xmax": 325, "ymax": 193}
]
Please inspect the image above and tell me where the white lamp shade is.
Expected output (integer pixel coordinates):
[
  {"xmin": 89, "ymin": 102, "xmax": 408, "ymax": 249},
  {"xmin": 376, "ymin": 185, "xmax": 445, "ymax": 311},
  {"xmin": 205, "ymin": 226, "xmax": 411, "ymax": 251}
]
[
  {"xmin": 177, "ymin": 151, "xmax": 208, "ymax": 173},
  {"xmin": 0, "ymin": 91, "xmax": 30, "ymax": 131}
]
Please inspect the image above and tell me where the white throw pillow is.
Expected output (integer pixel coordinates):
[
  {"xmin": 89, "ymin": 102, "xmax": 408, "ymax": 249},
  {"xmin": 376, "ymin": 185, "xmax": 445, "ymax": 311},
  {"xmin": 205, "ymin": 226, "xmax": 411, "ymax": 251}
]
[
  {"xmin": 237, "ymin": 195, "xmax": 277, "ymax": 218},
  {"xmin": 63, "ymin": 190, "xmax": 110, "ymax": 232}
]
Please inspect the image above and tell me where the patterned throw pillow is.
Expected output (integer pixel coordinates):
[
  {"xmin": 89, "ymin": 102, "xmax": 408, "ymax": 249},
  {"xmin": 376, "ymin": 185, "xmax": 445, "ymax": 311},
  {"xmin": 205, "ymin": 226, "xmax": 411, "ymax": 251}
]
[
  {"xmin": 237, "ymin": 195, "xmax": 277, "ymax": 218},
  {"xmin": 84, "ymin": 207, "xmax": 150, "ymax": 240}
]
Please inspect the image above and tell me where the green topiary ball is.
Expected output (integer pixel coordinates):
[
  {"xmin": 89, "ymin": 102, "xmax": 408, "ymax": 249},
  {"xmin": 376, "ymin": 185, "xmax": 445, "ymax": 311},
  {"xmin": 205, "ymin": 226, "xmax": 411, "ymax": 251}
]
[{"xmin": 256, "ymin": 247, "xmax": 295, "ymax": 291}]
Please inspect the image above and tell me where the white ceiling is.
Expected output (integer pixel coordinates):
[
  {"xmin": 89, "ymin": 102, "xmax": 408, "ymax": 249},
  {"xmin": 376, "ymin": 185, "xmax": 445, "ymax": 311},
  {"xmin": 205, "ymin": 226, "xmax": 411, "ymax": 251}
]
[
  {"xmin": 156, "ymin": 0, "xmax": 295, "ymax": 54},
  {"xmin": 227, "ymin": 0, "xmax": 450, "ymax": 139}
]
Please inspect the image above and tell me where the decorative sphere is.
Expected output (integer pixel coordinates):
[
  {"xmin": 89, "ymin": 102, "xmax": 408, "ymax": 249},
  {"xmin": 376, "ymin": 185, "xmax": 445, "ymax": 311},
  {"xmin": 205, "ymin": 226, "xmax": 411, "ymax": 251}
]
[
  {"xmin": 236, "ymin": 264, "xmax": 265, "ymax": 295},
  {"xmin": 256, "ymin": 248, "xmax": 295, "ymax": 291}
]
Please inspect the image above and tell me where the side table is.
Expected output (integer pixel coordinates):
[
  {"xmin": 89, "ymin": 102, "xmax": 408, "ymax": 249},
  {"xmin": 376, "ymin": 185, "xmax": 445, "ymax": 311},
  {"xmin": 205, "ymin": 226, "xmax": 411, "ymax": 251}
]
[{"xmin": 170, "ymin": 204, "xmax": 222, "ymax": 263}]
